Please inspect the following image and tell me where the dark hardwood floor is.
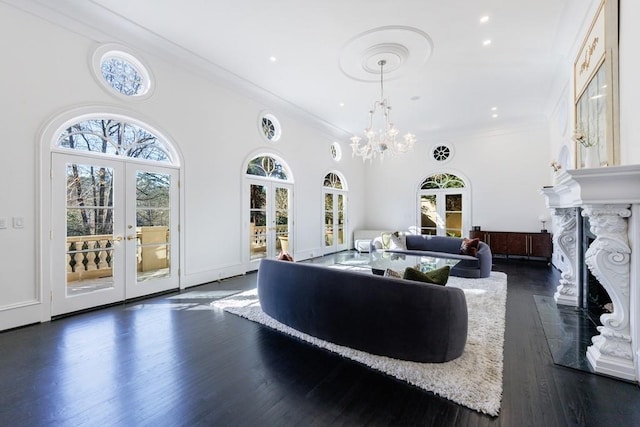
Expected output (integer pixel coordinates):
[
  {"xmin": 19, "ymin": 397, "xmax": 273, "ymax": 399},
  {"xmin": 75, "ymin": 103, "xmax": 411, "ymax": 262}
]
[{"xmin": 1, "ymin": 256, "xmax": 639, "ymax": 426}]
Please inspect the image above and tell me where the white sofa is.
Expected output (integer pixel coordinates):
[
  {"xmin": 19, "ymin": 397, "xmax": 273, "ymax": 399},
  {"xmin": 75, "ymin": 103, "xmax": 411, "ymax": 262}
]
[{"xmin": 353, "ymin": 229, "xmax": 388, "ymax": 252}]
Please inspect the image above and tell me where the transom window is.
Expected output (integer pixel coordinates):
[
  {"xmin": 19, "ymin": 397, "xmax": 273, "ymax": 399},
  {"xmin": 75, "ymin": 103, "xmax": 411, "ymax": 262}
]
[
  {"xmin": 323, "ymin": 172, "xmax": 343, "ymax": 189},
  {"xmin": 420, "ymin": 173, "xmax": 465, "ymax": 189},
  {"xmin": 246, "ymin": 155, "xmax": 290, "ymax": 180},
  {"xmin": 56, "ymin": 119, "xmax": 173, "ymax": 163}
]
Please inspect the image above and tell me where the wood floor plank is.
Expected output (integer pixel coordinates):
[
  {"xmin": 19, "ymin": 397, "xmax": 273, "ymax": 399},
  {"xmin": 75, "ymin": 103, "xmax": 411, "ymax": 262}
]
[{"xmin": 1, "ymin": 258, "xmax": 639, "ymax": 426}]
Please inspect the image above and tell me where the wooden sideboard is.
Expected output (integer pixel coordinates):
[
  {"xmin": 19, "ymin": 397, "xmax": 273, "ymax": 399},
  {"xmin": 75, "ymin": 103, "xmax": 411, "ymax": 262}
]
[{"xmin": 469, "ymin": 230, "xmax": 552, "ymax": 261}]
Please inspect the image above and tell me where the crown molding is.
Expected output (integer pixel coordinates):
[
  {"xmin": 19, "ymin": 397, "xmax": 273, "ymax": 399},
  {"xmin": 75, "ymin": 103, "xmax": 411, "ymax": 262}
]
[{"xmin": 1, "ymin": 0, "xmax": 352, "ymax": 142}]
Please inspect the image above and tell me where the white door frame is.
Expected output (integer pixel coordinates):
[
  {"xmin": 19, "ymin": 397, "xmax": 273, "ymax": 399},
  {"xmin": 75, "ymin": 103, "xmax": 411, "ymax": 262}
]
[
  {"xmin": 50, "ymin": 152, "xmax": 180, "ymax": 316},
  {"xmin": 125, "ymin": 162, "xmax": 180, "ymax": 299},
  {"xmin": 322, "ymin": 189, "xmax": 348, "ymax": 254},
  {"xmin": 51, "ymin": 153, "xmax": 126, "ymax": 315},
  {"xmin": 244, "ymin": 177, "xmax": 294, "ymax": 271},
  {"xmin": 416, "ymin": 188, "xmax": 470, "ymax": 237}
]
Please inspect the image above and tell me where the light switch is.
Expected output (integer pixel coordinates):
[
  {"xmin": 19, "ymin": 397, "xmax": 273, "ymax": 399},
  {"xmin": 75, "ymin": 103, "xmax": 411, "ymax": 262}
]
[
  {"xmin": 0, "ymin": 217, "xmax": 6, "ymax": 229},
  {"xmin": 13, "ymin": 217, "xmax": 24, "ymax": 229}
]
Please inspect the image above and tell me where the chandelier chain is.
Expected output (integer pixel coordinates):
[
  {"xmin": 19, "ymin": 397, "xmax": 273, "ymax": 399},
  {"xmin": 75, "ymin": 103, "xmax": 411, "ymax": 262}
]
[{"xmin": 379, "ymin": 60, "xmax": 385, "ymax": 103}]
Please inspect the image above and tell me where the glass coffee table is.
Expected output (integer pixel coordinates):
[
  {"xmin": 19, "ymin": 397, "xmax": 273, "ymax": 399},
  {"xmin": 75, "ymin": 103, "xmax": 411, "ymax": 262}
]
[{"xmin": 367, "ymin": 250, "xmax": 460, "ymax": 276}]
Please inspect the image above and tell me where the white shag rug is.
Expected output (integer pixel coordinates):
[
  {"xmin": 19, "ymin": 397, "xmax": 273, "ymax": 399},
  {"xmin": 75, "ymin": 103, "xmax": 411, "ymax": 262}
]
[{"xmin": 212, "ymin": 272, "xmax": 507, "ymax": 416}]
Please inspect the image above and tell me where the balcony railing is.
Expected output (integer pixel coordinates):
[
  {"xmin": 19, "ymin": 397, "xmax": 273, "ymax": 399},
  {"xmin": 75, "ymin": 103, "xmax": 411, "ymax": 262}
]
[
  {"xmin": 66, "ymin": 226, "xmax": 169, "ymax": 283},
  {"xmin": 67, "ymin": 224, "xmax": 291, "ymax": 281},
  {"xmin": 250, "ymin": 224, "xmax": 289, "ymax": 259}
]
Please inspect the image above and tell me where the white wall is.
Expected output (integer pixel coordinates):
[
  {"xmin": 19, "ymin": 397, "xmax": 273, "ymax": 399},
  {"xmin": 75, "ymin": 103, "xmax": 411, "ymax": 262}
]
[
  {"xmin": 0, "ymin": 4, "xmax": 366, "ymax": 329},
  {"xmin": 546, "ymin": 0, "xmax": 640, "ymax": 173},
  {"xmin": 4, "ymin": 0, "xmax": 636, "ymax": 331},
  {"xmin": 0, "ymin": 6, "xmax": 98, "ymax": 328},
  {"xmin": 363, "ymin": 123, "xmax": 553, "ymax": 234}
]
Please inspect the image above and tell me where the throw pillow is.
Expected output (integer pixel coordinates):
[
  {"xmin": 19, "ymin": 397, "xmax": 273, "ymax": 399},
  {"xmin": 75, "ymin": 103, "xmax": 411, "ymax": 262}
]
[
  {"xmin": 380, "ymin": 232, "xmax": 392, "ymax": 250},
  {"xmin": 389, "ymin": 231, "xmax": 407, "ymax": 250},
  {"xmin": 403, "ymin": 265, "xmax": 451, "ymax": 285},
  {"xmin": 277, "ymin": 251, "xmax": 294, "ymax": 262},
  {"xmin": 383, "ymin": 268, "xmax": 403, "ymax": 279},
  {"xmin": 460, "ymin": 237, "xmax": 480, "ymax": 257}
]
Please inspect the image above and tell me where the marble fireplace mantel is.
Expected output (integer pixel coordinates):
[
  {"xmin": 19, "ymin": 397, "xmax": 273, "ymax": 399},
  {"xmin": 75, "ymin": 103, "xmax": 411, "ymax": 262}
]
[{"xmin": 539, "ymin": 164, "xmax": 640, "ymax": 382}]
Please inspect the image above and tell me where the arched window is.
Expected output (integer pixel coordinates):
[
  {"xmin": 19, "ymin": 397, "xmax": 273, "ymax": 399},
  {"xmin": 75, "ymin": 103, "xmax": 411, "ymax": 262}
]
[
  {"xmin": 246, "ymin": 155, "xmax": 290, "ymax": 180},
  {"xmin": 323, "ymin": 172, "xmax": 343, "ymax": 189},
  {"xmin": 56, "ymin": 118, "xmax": 174, "ymax": 164},
  {"xmin": 418, "ymin": 173, "xmax": 468, "ymax": 237},
  {"xmin": 420, "ymin": 173, "xmax": 465, "ymax": 189}
]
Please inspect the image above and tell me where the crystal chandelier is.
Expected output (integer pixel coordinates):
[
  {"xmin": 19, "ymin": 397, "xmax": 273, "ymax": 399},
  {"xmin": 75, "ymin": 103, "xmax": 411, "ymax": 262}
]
[{"xmin": 350, "ymin": 59, "xmax": 416, "ymax": 162}]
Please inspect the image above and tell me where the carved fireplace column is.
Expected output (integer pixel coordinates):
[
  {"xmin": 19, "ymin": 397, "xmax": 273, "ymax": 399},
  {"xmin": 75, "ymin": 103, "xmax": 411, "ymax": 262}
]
[
  {"xmin": 582, "ymin": 204, "xmax": 636, "ymax": 380},
  {"xmin": 552, "ymin": 207, "xmax": 579, "ymax": 306}
]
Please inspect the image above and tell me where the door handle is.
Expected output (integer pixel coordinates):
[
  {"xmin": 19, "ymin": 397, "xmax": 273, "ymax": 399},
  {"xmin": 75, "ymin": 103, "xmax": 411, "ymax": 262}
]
[
  {"xmin": 114, "ymin": 236, "xmax": 123, "ymax": 242},
  {"xmin": 127, "ymin": 235, "xmax": 137, "ymax": 241}
]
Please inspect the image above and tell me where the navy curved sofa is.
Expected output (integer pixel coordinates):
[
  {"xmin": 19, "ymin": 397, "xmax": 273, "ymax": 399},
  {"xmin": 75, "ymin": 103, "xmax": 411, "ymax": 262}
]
[
  {"xmin": 257, "ymin": 259, "xmax": 468, "ymax": 363},
  {"xmin": 372, "ymin": 235, "xmax": 492, "ymax": 279}
]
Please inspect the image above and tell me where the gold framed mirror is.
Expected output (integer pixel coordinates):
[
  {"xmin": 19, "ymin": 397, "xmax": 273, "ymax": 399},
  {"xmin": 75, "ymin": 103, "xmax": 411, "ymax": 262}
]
[{"xmin": 573, "ymin": 0, "xmax": 619, "ymax": 168}]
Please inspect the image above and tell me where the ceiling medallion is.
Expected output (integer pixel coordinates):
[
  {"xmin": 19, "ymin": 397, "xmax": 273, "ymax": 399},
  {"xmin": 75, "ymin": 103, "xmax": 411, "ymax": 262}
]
[
  {"xmin": 342, "ymin": 26, "xmax": 431, "ymax": 162},
  {"xmin": 339, "ymin": 26, "xmax": 433, "ymax": 82}
]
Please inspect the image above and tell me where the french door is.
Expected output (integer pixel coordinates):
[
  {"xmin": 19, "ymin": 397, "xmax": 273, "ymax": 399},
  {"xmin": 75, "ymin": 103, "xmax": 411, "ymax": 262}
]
[
  {"xmin": 247, "ymin": 179, "xmax": 292, "ymax": 270},
  {"xmin": 51, "ymin": 153, "xmax": 179, "ymax": 316},
  {"xmin": 323, "ymin": 190, "xmax": 347, "ymax": 254},
  {"xmin": 418, "ymin": 190, "xmax": 467, "ymax": 237}
]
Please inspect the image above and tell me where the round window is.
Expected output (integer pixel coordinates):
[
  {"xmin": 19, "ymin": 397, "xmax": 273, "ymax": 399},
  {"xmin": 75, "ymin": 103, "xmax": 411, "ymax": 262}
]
[
  {"xmin": 431, "ymin": 143, "xmax": 454, "ymax": 163},
  {"xmin": 330, "ymin": 142, "xmax": 342, "ymax": 161},
  {"xmin": 259, "ymin": 113, "xmax": 282, "ymax": 142},
  {"xmin": 91, "ymin": 44, "xmax": 153, "ymax": 99},
  {"xmin": 101, "ymin": 55, "xmax": 146, "ymax": 96}
]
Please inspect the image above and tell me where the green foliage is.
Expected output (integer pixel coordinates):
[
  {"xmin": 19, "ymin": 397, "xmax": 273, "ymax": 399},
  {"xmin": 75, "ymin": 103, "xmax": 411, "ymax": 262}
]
[{"xmin": 420, "ymin": 173, "xmax": 465, "ymax": 190}]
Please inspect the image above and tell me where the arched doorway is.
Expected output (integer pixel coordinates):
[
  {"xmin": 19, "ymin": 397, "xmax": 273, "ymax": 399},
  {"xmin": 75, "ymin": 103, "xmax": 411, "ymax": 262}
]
[
  {"xmin": 417, "ymin": 173, "xmax": 470, "ymax": 237},
  {"xmin": 322, "ymin": 171, "xmax": 348, "ymax": 254},
  {"xmin": 45, "ymin": 113, "xmax": 181, "ymax": 316},
  {"xmin": 244, "ymin": 154, "xmax": 294, "ymax": 270}
]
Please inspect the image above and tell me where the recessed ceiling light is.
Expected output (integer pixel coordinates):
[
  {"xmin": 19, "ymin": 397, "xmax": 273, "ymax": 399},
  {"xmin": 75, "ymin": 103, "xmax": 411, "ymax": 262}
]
[
  {"xmin": 480, "ymin": 15, "xmax": 490, "ymax": 24},
  {"xmin": 491, "ymin": 107, "xmax": 497, "ymax": 111},
  {"xmin": 269, "ymin": 56, "xmax": 277, "ymax": 62},
  {"xmin": 483, "ymin": 39, "xmax": 492, "ymax": 46},
  {"xmin": 339, "ymin": 102, "xmax": 345, "ymax": 107},
  {"xmin": 492, "ymin": 113, "xmax": 499, "ymax": 118}
]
